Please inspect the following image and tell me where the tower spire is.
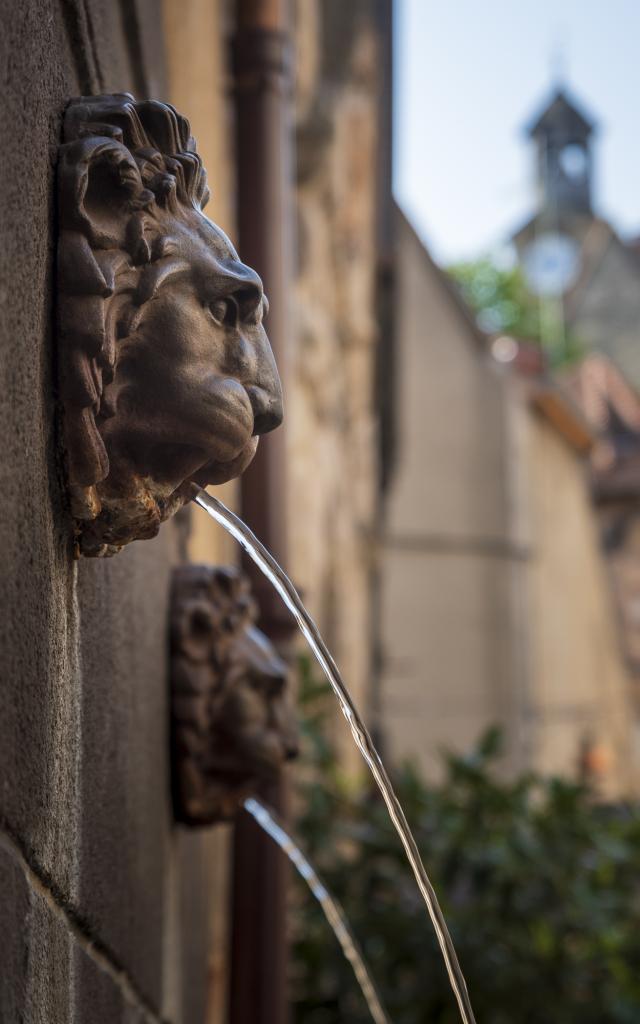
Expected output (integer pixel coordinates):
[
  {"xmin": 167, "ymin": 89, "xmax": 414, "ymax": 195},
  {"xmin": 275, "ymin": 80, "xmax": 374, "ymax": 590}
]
[
  {"xmin": 527, "ymin": 87, "xmax": 596, "ymax": 215},
  {"xmin": 550, "ymin": 28, "xmax": 568, "ymax": 88}
]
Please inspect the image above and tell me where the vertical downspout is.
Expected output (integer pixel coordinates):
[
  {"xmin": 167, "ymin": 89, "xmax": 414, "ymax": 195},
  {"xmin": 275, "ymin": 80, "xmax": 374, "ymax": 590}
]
[
  {"xmin": 229, "ymin": 2, "xmax": 294, "ymax": 1023},
  {"xmin": 372, "ymin": 0, "xmax": 395, "ymax": 744},
  {"xmin": 233, "ymin": 0, "xmax": 292, "ymax": 636}
]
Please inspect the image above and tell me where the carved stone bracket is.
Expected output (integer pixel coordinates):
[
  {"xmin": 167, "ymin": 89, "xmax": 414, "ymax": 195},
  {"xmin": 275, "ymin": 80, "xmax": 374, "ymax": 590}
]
[
  {"xmin": 57, "ymin": 94, "xmax": 282, "ymax": 556},
  {"xmin": 170, "ymin": 565, "xmax": 298, "ymax": 825}
]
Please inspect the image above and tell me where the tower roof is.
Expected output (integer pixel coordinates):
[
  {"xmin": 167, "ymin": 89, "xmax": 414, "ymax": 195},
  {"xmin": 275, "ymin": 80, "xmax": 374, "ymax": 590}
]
[{"xmin": 527, "ymin": 87, "xmax": 596, "ymax": 140}]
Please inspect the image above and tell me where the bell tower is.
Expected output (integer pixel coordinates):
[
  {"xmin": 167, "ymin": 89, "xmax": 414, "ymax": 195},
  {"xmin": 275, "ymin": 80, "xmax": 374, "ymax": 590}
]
[{"xmin": 528, "ymin": 88, "xmax": 596, "ymax": 214}]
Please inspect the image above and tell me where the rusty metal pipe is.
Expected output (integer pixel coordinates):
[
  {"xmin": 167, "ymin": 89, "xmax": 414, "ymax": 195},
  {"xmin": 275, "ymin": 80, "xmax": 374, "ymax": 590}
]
[{"xmin": 228, "ymin": 1, "xmax": 294, "ymax": 1022}]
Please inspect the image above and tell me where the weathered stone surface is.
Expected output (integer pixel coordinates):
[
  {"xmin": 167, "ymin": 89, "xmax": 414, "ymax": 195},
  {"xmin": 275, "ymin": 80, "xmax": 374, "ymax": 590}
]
[
  {"xmin": 76, "ymin": 536, "xmax": 175, "ymax": 1007},
  {"xmin": 0, "ymin": 841, "xmax": 146, "ymax": 1024},
  {"xmin": 0, "ymin": 2, "xmax": 222, "ymax": 1020},
  {"xmin": 19, "ymin": 880, "xmax": 75, "ymax": 1024},
  {"xmin": 0, "ymin": 0, "xmax": 83, "ymax": 904},
  {"xmin": 0, "ymin": 848, "xmax": 31, "ymax": 1023},
  {"xmin": 291, "ymin": 0, "xmax": 384, "ymax": 759}
]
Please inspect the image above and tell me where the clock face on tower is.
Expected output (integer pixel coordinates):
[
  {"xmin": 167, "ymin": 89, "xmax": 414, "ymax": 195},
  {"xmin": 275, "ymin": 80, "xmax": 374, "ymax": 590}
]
[
  {"xmin": 559, "ymin": 143, "xmax": 588, "ymax": 182},
  {"xmin": 522, "ymin": 232, "xmax": 581, "ymax": 296}
]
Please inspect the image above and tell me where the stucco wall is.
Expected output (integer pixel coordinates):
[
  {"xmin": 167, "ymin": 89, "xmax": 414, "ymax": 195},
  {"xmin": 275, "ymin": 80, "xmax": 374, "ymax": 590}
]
[
  {"xmin": 386, "ymin": 216, "xmax": 510, "ymax": 543},
  {"xmin": 0, "ymin": 3, "xmax": 219, "ymax": 1020},
  {"xmin": 379, "ymin": 210, "xmax": 516, "ymax": 776}
]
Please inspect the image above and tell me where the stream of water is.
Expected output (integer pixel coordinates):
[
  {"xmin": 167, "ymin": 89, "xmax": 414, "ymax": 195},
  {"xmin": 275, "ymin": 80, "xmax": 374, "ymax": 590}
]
[
  {"xmin": 244, "ymin": 796, "xmax": 391, "ymax": 1024},
  {"xmin": 192, "ymin": 485, "xmax": 476, "ymax": 1024}
]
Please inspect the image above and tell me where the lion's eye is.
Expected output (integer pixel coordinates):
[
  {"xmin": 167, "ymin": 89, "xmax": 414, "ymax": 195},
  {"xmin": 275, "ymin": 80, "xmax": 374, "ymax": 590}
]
[{"xmin": 208, "ymin": 296, "xmax": 238, "ymax": 327}]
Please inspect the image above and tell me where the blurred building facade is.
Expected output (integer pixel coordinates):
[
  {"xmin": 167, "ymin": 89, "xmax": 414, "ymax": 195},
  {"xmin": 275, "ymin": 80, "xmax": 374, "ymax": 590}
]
[
  {"xmin": 562, "ymin": 355, "xmax": 640, "ymax": 699},
  {"xmin": 378, "ymin": 209, "xmax": 638, "ymax": 796},
  {"xmin": 511, "ymin": 86, "xmax": 640, "ymax": 765}
]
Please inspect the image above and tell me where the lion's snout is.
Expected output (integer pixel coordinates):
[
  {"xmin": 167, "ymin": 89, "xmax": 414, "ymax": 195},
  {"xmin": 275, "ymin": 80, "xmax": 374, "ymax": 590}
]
[
  {"xmin": 247, "ymin": 324, "xmax": 283, "ymax": 435},
  {"xmin": 247, "ymin": 383, "xmax": 283, "ymax": 436}
]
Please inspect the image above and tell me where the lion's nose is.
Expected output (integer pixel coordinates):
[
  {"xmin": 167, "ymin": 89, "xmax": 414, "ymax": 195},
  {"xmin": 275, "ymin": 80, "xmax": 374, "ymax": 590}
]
[
  {"xmin": 247, "ymin": 324, "xmax": 283, "ymax": 435},
  {"xmin": 247, "ymin": 381, "xmax": 283, "ymax": 436},
  {"xmin": 253, "ymin": 402, "xmax": 283, "ymax": 435}
]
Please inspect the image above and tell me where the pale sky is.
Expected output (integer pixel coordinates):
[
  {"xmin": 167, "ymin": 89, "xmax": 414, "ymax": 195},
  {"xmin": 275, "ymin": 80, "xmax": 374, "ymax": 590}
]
[{"xmin": 394, "ymin": 0, "xmax": 640, "ymax": 265}]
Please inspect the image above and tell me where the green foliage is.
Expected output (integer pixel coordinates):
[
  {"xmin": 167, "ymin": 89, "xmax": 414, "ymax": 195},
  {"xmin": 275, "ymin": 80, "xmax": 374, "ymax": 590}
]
[
  {"xmin": 290, "ymin": 665, "xmax": 640, "ymax": 1024},
  {"xmin": 449, "ymin": 259, "xmax": 542, "ymax": 341},
  {"xmin": 447, "ymin": 259, "xmax": 585, "ymax": 368}
]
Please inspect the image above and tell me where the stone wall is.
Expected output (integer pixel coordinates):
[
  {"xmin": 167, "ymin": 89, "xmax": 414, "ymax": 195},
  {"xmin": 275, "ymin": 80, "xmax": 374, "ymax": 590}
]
[
  {"xmin": 380, "ymin": 210, "xmax": 516, "ymax": 777},
  {"xmin": 290, "ymin": 0, "xmax": 386, "ymax": 761},
  {"xmin": 0, "ymin": 3, "xmax": 224, "ymax": 1020}
]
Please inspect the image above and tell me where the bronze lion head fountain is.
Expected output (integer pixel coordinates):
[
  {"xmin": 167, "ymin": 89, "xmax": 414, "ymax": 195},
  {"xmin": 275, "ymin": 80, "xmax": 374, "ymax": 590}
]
[
  {"xmin": 170, "ymin": 565, "xmax": 298, "ymax": 824},
  {"xmin": 57, "ymin": 93, "xmax": 282, "ymax": 556}
]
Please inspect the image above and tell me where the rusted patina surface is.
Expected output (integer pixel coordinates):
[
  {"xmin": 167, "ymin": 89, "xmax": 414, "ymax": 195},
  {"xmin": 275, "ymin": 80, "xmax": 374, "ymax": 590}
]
[
  {"xmin": 170, "ymin": 565, "xmax": 298, "ymax": 825},
  {"xmin": 57, "ymin": 94, "xmax": 282, "ymax": 556}
]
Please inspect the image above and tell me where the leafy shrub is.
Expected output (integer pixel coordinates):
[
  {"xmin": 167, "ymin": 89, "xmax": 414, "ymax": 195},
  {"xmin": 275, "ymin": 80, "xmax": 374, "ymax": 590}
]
[
  {"xmin": 290, "ymin": 667, "xmax": 640, "ymax": 1024},
  {"xmin": 449, "ymin": 259, "xmax": 541, "ymax": 340},
  {"xmin": 447, "ymin": 259, "xmax": 584, "ymax": 367}
]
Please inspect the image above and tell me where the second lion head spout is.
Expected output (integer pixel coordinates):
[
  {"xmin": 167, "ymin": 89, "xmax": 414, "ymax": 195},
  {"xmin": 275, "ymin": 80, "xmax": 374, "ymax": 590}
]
[
  {"xmin": 58, "ymin": 93, "xmax": 282, "ymax": 556},
  {"xmin": 170, "ymin": 566, "xmax": 299, "ymax": 825}
]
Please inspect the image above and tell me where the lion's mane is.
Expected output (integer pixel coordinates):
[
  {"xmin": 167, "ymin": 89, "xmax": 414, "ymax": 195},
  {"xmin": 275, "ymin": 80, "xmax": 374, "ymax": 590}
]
[{"xmin": 58, "ymin": 93, "xmax": 210, "ymax": 554}]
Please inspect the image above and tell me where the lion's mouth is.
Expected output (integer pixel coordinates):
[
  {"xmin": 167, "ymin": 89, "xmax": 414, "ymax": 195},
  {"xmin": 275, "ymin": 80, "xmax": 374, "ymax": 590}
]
[
  {"xmin": 192, "ymin": 435, "xmax": 259, "ymax": 487},
  {"xmin": 188, "ymin": 378, "xmax": 279, "ymax": 485}
]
